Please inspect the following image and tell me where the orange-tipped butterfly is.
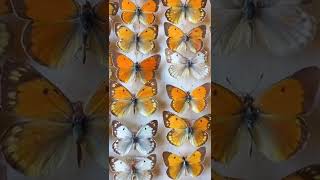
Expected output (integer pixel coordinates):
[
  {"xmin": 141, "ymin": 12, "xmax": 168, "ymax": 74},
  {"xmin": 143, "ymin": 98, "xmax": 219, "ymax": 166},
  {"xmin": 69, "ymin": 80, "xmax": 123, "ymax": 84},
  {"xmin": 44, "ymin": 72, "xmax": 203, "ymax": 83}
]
[
  {"xmin": 163, "ymin": 147, "xmax": 206, "ymax": 179},
  {"xmin": 165, "ymin": 48, "xmax": 209, "ymax": 80},
  {"xmin": 112, "ymin": 120, "xmax": 158, "ymax": 156},
  {"xmin": 164, "ymin": 22, "xmax": 206, "ymax": 53},
  {"xmin": 120, "ymin": 0, "xmax": 159, "ymax": 25},
  {"xmin": 163, "ymin": 111, "xmax": 211, "ymax": 147},
  {"xmin": 162, "ymin": 0, "xmax": 207, "ymax": 24},
  {"xmin": 111, "ymin": 80, "xmax": 157, "ymax": 117},
  {"xmin": 0, "ymin": 60, "xmax": 108, "ymax": 176},
  {"xmin": 212, "ymin": 66, "xmax": 320, "ymax": 164},
  {"xmin": 113, "ymin": 52, "xmax": 161, "ymax": 83},
  {"xmin": 109, "ymin": 154, "xmax": 156, "ymax": 180},
  {"xmin": 115, "ymin": 23, "xmax": 158, "ymax": 54},
  {"xmin": 282, "ymin": 164, "xmax": 320, "ymax": 180},
  {"xmin": 10, "ymin": 0, "xmax": 107, "ymax": 68},
  {"xmin": 166, "ymin": 83, "xmax": 210, "ymax": 113}
]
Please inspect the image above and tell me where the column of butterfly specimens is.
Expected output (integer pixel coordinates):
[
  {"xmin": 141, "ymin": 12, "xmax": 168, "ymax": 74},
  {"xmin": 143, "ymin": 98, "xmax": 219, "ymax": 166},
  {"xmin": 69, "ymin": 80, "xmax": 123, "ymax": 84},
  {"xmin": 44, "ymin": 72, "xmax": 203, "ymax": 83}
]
[
  {"xmin": 161, "ymin": 0, "xmax": 211, "ymax": 179},
  {"xmin": 109, "ymin": 0, "xmax": 160, "ymax": 179}
]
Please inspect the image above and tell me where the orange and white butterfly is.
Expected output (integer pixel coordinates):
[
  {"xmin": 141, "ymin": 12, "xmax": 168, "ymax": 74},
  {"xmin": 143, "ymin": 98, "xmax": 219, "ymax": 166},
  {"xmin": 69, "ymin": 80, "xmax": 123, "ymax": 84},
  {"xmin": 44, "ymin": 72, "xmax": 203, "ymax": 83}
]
[
  {"xmin": 166, "ymin": 83, "xmax": 210, "ymax": 113},
  {"xmin": 113, "ymin": 52, "xmax": 161, "ymax": 83},
  {"xmin": 115, "ymin": 23, "xmax": 158, "ymax": 54},
  {"xmin": 120, "ymin": 0, "xmax": 159, "ymax": 25},
  {"xmin": 164, "ymin": 22, "xmax": 206, "ymax": 53},
  {"xmin": 111, "ymin": 80, "xmax": 157, "ymax": 117},
  {"xmin": 109, "ymin": 154, "xmax": 156, "ymax": 180},
  {"xmin": 10, "ymin": 0, "xmax": 107, "ymax": 68},
  {"xmin": 0, "ymin": 60, "xmax": 108, "ymax": 176},
  {"xmin": 162, "ymin": 0, "xmax": 207, "ymax": 24},
  {"xmin": 283, "ymin": 164, "xmax": 320, "ymax": 180},
  {"xmin": 163, "ymin": 147, "xmax": 206, "ymax": 179},
  {"xmin": 163, "ymin": 111, "xmax": 210, "ymax": 147},
  {"xmin": 112, "ymin": 120, "xmax": 158, "ymax": 156},
  {"xmin": 212, "ymin": 66, "xmax": 320, "ymax": 164},
  {"xmin": 165, "ymin": 48, "xmax": 209, "ymax": 80}
]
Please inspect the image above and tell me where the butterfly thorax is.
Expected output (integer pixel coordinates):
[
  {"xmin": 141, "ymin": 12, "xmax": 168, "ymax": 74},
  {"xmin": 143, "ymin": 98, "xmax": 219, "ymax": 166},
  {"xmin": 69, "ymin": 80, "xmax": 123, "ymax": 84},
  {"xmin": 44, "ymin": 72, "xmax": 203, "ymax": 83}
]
[
  {"xmin": 243, "ymin": 0, "xmax": 256, "ymax": 20},
  {"xmin": 80, "ymin": 2, "xmax": 96, "ymax": 63},
  {"xmin": 186, "ymin": 92, "xmax": 192, "ymax": 103},
  {"xmin": 187, "ymin": 127, "xmax": 193, "ymax": 140},
  {"xmin": 134, "ymin": 62, "xmax": 141, "ymax": 72},
  {"xmin": 132, "ymin": 96, "xmax": 138, "ymax": 114},
  {"xmin": 186, "ymin": 60, "xmax": 193, "ymax": 68},
  {"xmin": 72, "ymin": 102, "xmax": 88, "ymax": 143},
  {"xmin": 242, "ymin": 95, "xmax": 260, "ymax": 130},
  {"xmin": 136, "ymin": 7, "xmax": 142, "ymax": 16},
  {"xmin": 184, "ymin": 35, "xmax": 190, "ymax": 42}
]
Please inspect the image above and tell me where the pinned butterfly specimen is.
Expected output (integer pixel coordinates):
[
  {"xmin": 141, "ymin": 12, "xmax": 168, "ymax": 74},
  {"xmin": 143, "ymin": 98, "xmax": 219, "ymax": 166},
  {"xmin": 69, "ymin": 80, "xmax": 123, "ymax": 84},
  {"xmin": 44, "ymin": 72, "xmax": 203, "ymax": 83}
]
[
  {"xmin": 113, "ymin": 52, "xmax": 161, "ymax": 83},
  {"xmin": 166, "ymin": 83, "xmax": 210, "ymax": 113},
  {"xmin": 164, "ymin": 22, "xmax": 206, "ymax": 53},
  {"xmin": 0, "ymin": 60, "xmax": 108, "ymax": 176},
  {"xmin": 282, "ymin": 164, "xmax": 320, "ymax": 180},
  {"xmin": 163, "ymin": 111, "xmax": 210, "ymax": 147},
  {"xmin": 213, "ymin": 0, "xmax": 316, "ymax": 56},
  {"xmin": 109, "ymin": 2, "xmax": 119, "ymax": 16},
  {"xmin": 109, "ymin": 154, "xmax": 156, "ymax": 180},
  {"xmin": 165, "ymin": 48, "xmax": 209, "ymax": 80},
  {"xmin": 163, "ymin": 147, "xmax": 206, "ymax": 179},
  {"xmin": 212, "ymin": 66, "xmax": 320, "ymax": 164},
  {"xmin": 162, "ymin": 0, "xmax": 207, "ymax": 24},
  {"xmin": 111, "ymin": 80, "xmax": 157, "ymax": 117},
  {"xmin": 120, "ymin": 0, "xmax": 159, "ymax": 25},
  {"xmin": 112, "ymin": 120, "xmax": 158, "ymax": 156},
  {"xmin": 115, "ymin": 23, "xmax": 158, "ymax": 54},
  {"xmin": 10, "ymin": 0, "xmax": 107, "ymax": 68}
]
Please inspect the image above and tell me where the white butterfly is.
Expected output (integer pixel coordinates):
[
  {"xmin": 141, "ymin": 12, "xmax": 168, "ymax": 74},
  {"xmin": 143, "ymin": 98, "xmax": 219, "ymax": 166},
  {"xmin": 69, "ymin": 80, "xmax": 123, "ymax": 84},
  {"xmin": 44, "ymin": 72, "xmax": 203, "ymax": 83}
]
[
  {"xmin": 213, "ymin": 0, "xmax": 316, "ymax": 56},
  {"xmin": 112, "ymin": 120, "xmax": 158, "ymax": 156},
  {"xmin": 109, "ymin": 154, "xmax": 156, "ymax": 180},
  {"xmin": 165, "ymin": 49, "xmax": 209, "ymax": 80}
]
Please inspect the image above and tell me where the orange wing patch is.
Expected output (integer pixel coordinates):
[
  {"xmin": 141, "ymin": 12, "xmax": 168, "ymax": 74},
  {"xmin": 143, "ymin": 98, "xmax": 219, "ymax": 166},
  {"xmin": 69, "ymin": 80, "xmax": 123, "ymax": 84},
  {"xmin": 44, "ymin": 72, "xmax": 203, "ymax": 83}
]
[{"xmin": 164, "ymin": 22, "xmax": 206, "ymax": 53}]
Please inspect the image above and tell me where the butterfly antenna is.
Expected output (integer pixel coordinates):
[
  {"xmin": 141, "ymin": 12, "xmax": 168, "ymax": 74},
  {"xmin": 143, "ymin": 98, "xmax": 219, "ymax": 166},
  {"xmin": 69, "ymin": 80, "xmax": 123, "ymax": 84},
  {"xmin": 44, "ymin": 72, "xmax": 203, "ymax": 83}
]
[
  {"xmin": 248, "ymin": 73, "xmax": 264, "ymax": 95},
  {"xmin": 226, "ymin": 77, "xmax": 244, "ymax": 96}
]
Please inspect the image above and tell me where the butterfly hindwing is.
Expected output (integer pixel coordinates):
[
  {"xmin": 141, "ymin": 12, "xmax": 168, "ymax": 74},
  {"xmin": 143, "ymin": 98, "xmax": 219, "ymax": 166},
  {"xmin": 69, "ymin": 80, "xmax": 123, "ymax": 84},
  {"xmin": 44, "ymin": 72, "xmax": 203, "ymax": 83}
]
[
  {"xmin": 135, "ymin": 120, "xmax": 158, "ymax": 155},
  {"xmin": 137, "ymin": 25, "xmax": 158, "ymax": 54},
  {"xmin": 163, "ymin": 111, "xmax": 189, "ymax": 146},
  {"xmin": 136, "ymin": 80, "xmax": 158, "ymax": 116},
  {"xmin": 191, "ymin": 114, "xmax": 211, "ymax": 147},
  {"xmin": 109, "ymin": 156, "xmax": 132, "ymax": 180},
  {"xmin": 112, "ymin": 120, "xmax": 134, "ymax": 156},
  {"xmin": 110, "ymin": 81, "xmax": 134, "ymax": 117},
  {"xmin": 166, "ymin": 84, "xmax": 188, "ymax": 113},
  {"xmin": 186, "ymin": 147, "xmax": 206, "ymax": 177},
  {"xmin": 190, "ymin": 82, "xmax": 210, "ymax": 113}
]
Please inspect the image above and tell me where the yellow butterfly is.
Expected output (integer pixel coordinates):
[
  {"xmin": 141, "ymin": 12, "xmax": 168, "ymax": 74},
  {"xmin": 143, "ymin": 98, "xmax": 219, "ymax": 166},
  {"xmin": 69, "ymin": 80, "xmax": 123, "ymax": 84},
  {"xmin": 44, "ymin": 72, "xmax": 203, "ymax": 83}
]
[
  {"xmin": 164, "ymin": 22, "xmax": 206, "ymax": 53},
  {"xmin": 163, "ymin": 147, "xmax": 206, "ymax": 179},
  {"xmin": 212, "ymin": 66, "xmax": 320, "ymax": 164},
  {"xmin": 10, "ymin": 0, "xmax": 107, "ymax": 68},
  {"xmin": 163, "ymin": 111, "xmax": 211, "ymax": 147},
  {"xmin": 109, "ymin": 2, "xmax": 119, "ymax": 16},
  {"xmin": 162, "ymin": 0, "xmax": 207, "ymax": 24},
  {"xmin": 120, "ymin": 0, "xmax": 159, "ymax": 25},
  {"xmin": 115, "ymin": 23, "xmax": 158, "ymax": 54},
  {"xmin": 111, "ymin": 80, "xmax": 157, "ymax": 117},
  {"xmin": 166, "ymin": 83, "xmax": 210, "ymax": 113},
  {"xmin": 0, "ymin": 60, "xmax": 108, "ymax": 176}
]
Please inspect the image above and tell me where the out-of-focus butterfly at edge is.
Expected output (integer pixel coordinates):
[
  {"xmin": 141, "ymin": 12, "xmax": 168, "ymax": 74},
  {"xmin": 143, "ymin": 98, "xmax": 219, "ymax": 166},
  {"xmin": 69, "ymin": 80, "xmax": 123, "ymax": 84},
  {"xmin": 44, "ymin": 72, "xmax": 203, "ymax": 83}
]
[
  {"xmin": 111, "ymin": 80, "xmax": 157, "ymax": 117},
  {"xmin": 211, "ymin": 66, "xmax": 320, "ymax": 164},
  {"xmin": 162, "ymin": 0, "xmax": 207, "ymax": 24},
  {"xmin": 163, "ymin": 111, "xmax": 211, "ymax": 147},
  {"xmin": 120, "ymin": 0, "xmax": 159, "ymax": 25},
  {"xmin": 165, "ymin": 48, "xmax": 209, "ymax": 80},
  {"xmin": 115, "ymin": 23, "xmax": 158, "ymax": 54},
  {"xmin": 210, "ymin": 164, "xmax": 320, "ymax": 179},
  {"xmin": 163, "ymin": 147, "xmax": 206, "ymax": 179},
  {"xmin": 212, "ymin": 0, "xmax": 316, "ymax": 56},
  {"xmin": 112, "ymin": 52, "xmax": 161, "ymax": 83},
  {"xmin": 166, "ymin": 83, "xmax": 210, "ymax": 113},
  {"xmin": 112, "ymin": 120, "xmax": 158, "ymax": 156},
  {"xmin": 109, "ymin": 2, "xmax": 119, "ymax": 35},
  {"xmin": 164, "ymin": 22, "xmax": 206, "ymax": 53},
  {"xmin": 10, "ymin": 0, "xmax": 108, "ymax": 68},
  {"xmin": 0, "ymin": 60, "xmax": 108, "ymax": 176},
  {"xmin": 109, "ymin": 154, "xmax": 156, "ymax": 180}
]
